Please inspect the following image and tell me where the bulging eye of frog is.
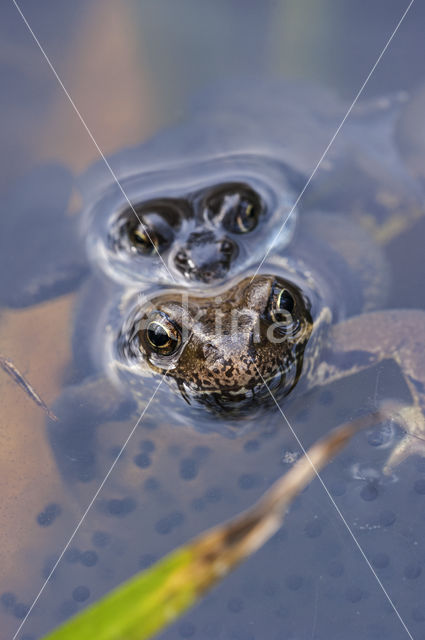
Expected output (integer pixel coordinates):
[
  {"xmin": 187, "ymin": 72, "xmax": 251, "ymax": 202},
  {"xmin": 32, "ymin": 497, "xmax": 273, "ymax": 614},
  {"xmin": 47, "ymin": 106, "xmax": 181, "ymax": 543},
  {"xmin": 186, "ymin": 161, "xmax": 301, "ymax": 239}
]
[
  {"xmin": 119, "ymin": 275, "xmax": 313, "ymax": 415},
  {"xmin": 109, "ymin": 199, "xmax": 187, "ymax": 257},
  {"xmin": 141, "ymin": 311, "xmax": 182, "ymax": 357},
  {"xmin": 203, "ymin": 183, "xmax": 264, "ymax": 234},
  {"xmin": 267, "ymin": 285, "xmax": 301, "ymax": 336}
]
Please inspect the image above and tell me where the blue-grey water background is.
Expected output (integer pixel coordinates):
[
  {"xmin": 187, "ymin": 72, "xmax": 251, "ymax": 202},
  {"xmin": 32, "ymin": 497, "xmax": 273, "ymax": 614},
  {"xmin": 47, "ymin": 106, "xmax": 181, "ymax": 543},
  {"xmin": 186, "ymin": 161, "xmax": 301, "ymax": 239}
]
[{"xmin": 1, "ymin": 2, "xmax": 425, "ymax": 640}]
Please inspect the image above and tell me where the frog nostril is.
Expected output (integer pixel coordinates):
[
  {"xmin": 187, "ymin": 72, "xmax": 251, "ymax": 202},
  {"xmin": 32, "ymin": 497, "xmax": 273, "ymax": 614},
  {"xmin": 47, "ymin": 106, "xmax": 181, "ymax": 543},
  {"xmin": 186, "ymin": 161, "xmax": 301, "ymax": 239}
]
[
  {"xmin": 175, "ymin": 249, "xmax": 189, "ymax": 266},
  {"xmin": 220, "ymin": 239, "xmax": 235, "ymax": 255}
]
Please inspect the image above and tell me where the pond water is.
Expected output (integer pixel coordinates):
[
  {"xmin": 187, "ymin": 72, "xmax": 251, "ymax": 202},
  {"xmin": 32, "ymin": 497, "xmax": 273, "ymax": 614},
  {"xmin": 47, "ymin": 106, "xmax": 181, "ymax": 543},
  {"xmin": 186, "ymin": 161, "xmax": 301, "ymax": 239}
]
[{"xmin": 1, "ymin": 2, "xmax": 425, "ymax": 640}]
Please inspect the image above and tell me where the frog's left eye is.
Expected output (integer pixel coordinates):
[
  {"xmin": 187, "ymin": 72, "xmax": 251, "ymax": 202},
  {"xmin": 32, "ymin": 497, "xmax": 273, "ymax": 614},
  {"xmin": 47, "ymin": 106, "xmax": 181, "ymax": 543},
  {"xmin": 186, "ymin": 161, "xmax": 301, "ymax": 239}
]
[
  {"xmin": 141, "ymin": 312, "xmax": 182, "ymax": 356},
  {"xmin": 204, "ymin": 184, "xmax": 263, "ymax": 234},
  {"xmin": 130, "ymin": 224, "xmax": 162, "ymax": 255},
  {"xmin": 269, "ymin": 286, "xmax": 295, "ymax": 325},
  {"xmin": 111, "ymin": 199, "xmax": 189, "ymax": 258}
]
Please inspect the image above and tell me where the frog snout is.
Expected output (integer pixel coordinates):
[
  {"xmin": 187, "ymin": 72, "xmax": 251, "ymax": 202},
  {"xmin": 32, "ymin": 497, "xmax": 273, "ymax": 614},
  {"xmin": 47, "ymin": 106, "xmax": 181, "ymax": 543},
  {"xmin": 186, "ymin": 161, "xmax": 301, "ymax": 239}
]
[{"xmin": 173, "ymin": 231, "xmax": 238, "ymax": 282}]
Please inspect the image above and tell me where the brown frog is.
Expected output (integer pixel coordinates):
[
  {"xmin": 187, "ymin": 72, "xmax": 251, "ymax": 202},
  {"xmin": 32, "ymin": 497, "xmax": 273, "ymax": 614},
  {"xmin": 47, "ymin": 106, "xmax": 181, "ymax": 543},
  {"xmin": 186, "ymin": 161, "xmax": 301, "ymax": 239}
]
[{"xmin": 113, "ymin": 209, "xmax": 425, "ymax": 474}]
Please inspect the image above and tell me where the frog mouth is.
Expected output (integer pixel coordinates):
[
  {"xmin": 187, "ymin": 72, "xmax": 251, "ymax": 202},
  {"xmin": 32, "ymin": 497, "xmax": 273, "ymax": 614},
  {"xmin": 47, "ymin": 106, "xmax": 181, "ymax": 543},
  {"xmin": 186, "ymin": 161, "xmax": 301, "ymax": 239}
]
[{"xmin": 173, "ymin": 360, "xmax": 301, "ymax": 416}]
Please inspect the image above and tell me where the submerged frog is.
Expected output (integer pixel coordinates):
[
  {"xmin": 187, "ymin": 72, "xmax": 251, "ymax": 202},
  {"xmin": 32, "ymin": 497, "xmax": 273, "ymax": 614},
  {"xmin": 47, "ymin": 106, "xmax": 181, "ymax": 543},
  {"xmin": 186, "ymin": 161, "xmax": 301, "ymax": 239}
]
[
  {"xmin": 46, "ymin": 202, "xmax": 425, "ymax": 486},
  {"xmin": 0, "ymin": 82, "xmax": 421, "ymax": 309},
  {"xmin": 115, "ymin": 207, "xmax": 425, "ymax": 473},
  {"xmin": 1, "ymin": 82, "xmax": 424, "ymax": 483}
]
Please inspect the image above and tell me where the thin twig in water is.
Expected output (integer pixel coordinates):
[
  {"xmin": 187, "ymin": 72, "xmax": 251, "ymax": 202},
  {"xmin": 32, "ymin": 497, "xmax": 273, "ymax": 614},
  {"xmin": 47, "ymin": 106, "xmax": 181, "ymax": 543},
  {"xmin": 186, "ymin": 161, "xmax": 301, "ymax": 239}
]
[{"xmin": 0, "ymin": 354, "xmax": 58, "ymax": 421}]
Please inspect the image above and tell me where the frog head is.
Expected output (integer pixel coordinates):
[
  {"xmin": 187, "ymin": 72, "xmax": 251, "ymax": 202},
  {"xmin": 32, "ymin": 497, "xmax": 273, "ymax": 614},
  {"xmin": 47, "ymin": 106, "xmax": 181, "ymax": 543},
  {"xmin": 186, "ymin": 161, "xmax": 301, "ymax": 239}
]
[
  {"xmin": 113, "ymin": 182, "xmax": 269, "ymax": 284},
  {"xmin": 119, "ymin": 275, "xmax": 312, "ymax": 413},
  {"xmin": 85, "ymin": 155, "xmax": 299, "ymax": 288}
]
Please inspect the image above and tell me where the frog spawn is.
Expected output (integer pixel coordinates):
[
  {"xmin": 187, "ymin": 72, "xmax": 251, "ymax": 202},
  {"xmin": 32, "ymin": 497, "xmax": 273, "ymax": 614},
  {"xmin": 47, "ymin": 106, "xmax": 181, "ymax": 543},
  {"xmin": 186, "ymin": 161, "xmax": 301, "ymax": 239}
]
[{"xmin": 6, "ymin": 85, "xmax": 425, "ymax": 638}]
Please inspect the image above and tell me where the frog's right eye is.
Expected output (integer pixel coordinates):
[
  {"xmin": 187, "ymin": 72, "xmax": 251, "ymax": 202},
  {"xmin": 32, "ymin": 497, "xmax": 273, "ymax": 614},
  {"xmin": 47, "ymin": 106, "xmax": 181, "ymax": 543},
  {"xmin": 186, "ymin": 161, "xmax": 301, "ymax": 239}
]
[{"xmin": 140, "ymin": 311, "xmax": 182, "ymax": 356}]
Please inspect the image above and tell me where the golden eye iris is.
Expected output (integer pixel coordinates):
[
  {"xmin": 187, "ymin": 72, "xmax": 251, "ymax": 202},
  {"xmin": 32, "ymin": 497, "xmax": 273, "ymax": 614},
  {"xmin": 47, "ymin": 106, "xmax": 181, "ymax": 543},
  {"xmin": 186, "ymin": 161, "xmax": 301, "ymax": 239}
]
[
  {"xmin": 144, "ymin": 314, "xmax": 182, "ymax": 356},
  {"xmin": 132, "ymin": 227, "xmax": 157, "ymax": 254},
  {"xmin": 270, "ymin": 288, "xmax": 295, "ymax": 324},
  {"xmin": 236, "ymin": 202, "xmax": 259, "ymax": 233}
]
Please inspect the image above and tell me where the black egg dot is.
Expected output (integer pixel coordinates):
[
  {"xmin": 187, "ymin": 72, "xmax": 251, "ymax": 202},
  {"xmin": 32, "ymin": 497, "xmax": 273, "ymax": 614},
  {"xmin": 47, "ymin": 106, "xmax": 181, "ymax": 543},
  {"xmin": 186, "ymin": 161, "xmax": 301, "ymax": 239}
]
[
  {"xmin": 92, "ymin": 531, "xmax": 110, "ymax": 549},
  {"xmin": 72, "ymin": 586, "xmax": 90, "ymax": 602},
  {"xmin": 134, "ymin": 452, "xmax": 151, "ymax": 469},
  {"xmin": 227, "ymin": 597, "xmax": 244, "ymax": 613},
  {"xmin": 244, "ymin": 439, "xmax": 260, "ymax": 453},
  {"xmin": 36, "ymin": 502, "xmax": 62, "ymax": 527},
  {"xmin": 13, "ymin": 602, "xmax": 30, "ymax": 620},
  {"xmin": 330, "ymin": 482, "xmax": 346, "ymax": 496},
  {"xmin": 155, "ymin": 511, "xmax": 182, "ymax": 535},
  {"xmin": 238, "ymin": 473, "xmax": 261, "ymax": 490},
  {"xmin": 205, "ymin": 487, "xmax": 223, "ymax": 503},
  {"xmin": 109, "ymin": 445, "xmax": 123, "ymax": 459},
  {"xmin": 379, "ymin": 510, "xmax": 396, "ymax": 527},
  {"xmin": 286, "ymin": 575, "xmax": 303, "ymax": 591},
  {"xmin": 371, "ymin": 553, "xmax": 389, "ymax": 569},
  {"xmin": 42, "ymin": 554, "xmax": 59, "ymax": 579},
  {"xmin": 191, "ymin": 497, "xmax": 206, "ymax": 512},
  {"xmin": 304, "ymin": 520, "xmax": 322, "ymax": 538},
  {"xmin": 179, "ymin": 621, "xmax": 196, "ymax": 638},
  {"xmin": 327, "ymin": 561, "xmax": 344, "ymax": 578},
  {"xmin": 144, "ymin": 477, "xmax": 160, "ymax": 491},
  {"xmin": 140, "ymin": 439, "xmax": 155, "ymax": 453},
  {"xmin": 404, "ymin": 563, "xmax": 421, "ymax": 579},
  {"xmin": 360, "ymin": 483, "xmax": 378, "ymax": 501},
  {"xmin": 155, "ymin": 516, "xmax": 173, "ymax": 535},
  {"xmin": 58, "ymin": 600, "xmax": 78, "ymax": 620},
  {"xmin": 346, "ymin": 586, "xmax": 363, "ymax": 603},
  {"xmin": 180, "ymin": 458, "xmax": 199, "ymax": 481},
  {"xmin": 1, "ymin": 592, "xmax": 16, "ymax": 609},
  {"xmin": 139, "ymin": 554, "xmax": 156, "ymax": 570},
  {"xmin": 81, "ymin": 550, "xmax": 98, "ymax": 567},
  {"xmin": 107, "ymin": 497, "xmax": 137, "ymax": 516},
  {"xmin": 64, "ymin": 547, "xmax": 81, "ymax": 564},
  {"xmin": 37, "ymin": 512, "xmax": 50, "ymax": 526},
  {"xmin": 414, "ymin": 479, "xmax": 425, "ymax": 495}
]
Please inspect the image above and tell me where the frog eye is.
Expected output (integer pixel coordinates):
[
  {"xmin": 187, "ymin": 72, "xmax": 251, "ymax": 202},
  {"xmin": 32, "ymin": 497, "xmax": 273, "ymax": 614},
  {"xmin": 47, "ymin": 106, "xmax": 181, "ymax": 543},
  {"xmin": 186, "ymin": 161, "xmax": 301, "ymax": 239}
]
[
  {"xmin": 130, "ymin": 225, "xmax": 158, "ymax": 255},
  {"xmin": 114, "ymin": 199, "xmax": 187, "ymax": 257},
  {"xmin": 205, "ymin": 184, "xmax": 263, "ymax": 234},
  {"xmin": 234, "ymin": 200, "xmax": 259, "ymax": 233},
  {"xmin": 142, "ymin": 312, "xmax": 182, "ymax": 356},
  {"xmin": 269, "ymin": 286, "xmax": 295, "ymax": 325}
]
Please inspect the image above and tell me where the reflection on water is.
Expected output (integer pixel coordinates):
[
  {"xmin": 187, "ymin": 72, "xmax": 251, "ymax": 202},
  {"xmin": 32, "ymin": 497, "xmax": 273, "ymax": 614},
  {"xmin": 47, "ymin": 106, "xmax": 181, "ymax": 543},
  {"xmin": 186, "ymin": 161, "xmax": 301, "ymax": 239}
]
[{"xmin": 1, "ymin": 2, "xmax": 425, "ymax": 640}]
